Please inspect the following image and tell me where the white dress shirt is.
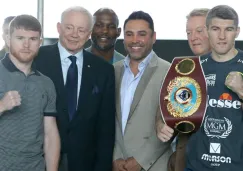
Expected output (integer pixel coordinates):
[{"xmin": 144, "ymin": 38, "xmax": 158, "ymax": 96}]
[
  {"xmin": 58, "ymin": 42, "xmax": 83, "ymax": 103},
  {"xmin": 120, "ymin": 51, "xmax": 153, "ymax": 134}
]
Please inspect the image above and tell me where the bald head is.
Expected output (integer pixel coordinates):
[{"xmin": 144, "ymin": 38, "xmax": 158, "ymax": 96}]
[
  {"xmin": 91, "ymin": 8, "xmax": 121, "ymax": 52},
  {"xmin": 94, "ymin": 8, "xmax": 119, "ymax": 26}
]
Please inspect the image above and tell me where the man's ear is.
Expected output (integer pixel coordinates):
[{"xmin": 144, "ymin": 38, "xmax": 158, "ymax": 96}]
[
  {"xmin": 116, "ymin": 27, "xmax": 121, "ymax": 38},
  {"xmin": 152, "ymin": 31, "xmax": 156, "ymax": 44},
  {"xmin": 236, "ymin": 27, "xmax": 240, "ymax": 38},
  {"xmin": 39, "ymin": 38, "xmax": 43, "ymax": 47},
  {"xmin": 57, "ymin": 22, "xmax": 61, "ymax": 35},
  {"xmin": 204, "ymin": 26, "xmax": 209, "ymax": 38}
]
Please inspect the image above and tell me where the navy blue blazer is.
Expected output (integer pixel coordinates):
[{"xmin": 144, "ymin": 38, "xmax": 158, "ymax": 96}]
[{"xmin": 35, "ymin": 43, "xmax": 116, "ymax": 171}]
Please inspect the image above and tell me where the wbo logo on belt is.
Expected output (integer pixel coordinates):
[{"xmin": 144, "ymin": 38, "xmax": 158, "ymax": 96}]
[{"xmin": 160, "ymin": 57, "xmax": 207, "ymax": 133}]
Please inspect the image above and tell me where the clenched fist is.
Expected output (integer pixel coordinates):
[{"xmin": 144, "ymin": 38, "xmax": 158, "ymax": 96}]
[
  {"xmin": 225, "ymin": 71, "xmax": 243, "ymax": 99},
  {"xmin": 0, "ymin": 91, "xmax": 21, "ymax": 113}
]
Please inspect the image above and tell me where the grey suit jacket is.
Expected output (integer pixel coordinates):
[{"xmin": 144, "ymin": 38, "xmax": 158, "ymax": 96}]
[
  {"xmin": 113, "ymin": 51, "xmax": 172, "ymax": 171},
  {"xmin": 86, "ymin": 46, "xmax": 124, "ymax": 64}
]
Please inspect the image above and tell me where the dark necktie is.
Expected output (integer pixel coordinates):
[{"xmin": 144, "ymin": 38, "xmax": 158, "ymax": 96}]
[{"xmin": 66, "ymin": 56, "xmax": 78, "ymax": 120}]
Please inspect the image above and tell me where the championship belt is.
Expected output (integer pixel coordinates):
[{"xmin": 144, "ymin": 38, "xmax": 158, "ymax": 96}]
[{"xmin": 160, "ymin": 57, "xmax": 207, "ymax": 133}]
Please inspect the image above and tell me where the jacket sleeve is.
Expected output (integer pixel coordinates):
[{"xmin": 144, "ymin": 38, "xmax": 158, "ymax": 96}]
[
  {"xmin": 132, "ymin": 107, "xmax": 171, "ymax": 171},
  {"xmin": 113, "ymin": 117, "xmax": 125, "ymax": 161}
]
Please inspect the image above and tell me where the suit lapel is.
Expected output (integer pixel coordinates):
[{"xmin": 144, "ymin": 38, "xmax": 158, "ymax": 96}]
[
  {"xmin": 127, "ymin": 52, "xmax": 158, "ymax": 120},
  {"xmin": 50, "ymin": 44, "xmax": 69, "ymax": 120},
  {"xmin": 115, "ymin": 63, "xmax": 125, "ymax": 127}
]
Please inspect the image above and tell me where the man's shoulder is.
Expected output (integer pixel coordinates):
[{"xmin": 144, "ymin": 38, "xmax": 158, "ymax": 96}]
[
  {"xmin": 0, "ymin": 61, "xmax": 7, "ymax": 74},
  {"xmin": 39, "ymin": 43, "xmax": 57, "ymax": 53},
  {"xmin": 85, "ymin": 46, "xmax": 91, "ymax": 52},
  {"xmin": 154, "ymin": 54, "xmax": 170, "ymax": 69},
  {"xmin": 36, "ymin": 71, "xmax": 55, "ymax": 87},
  {"xmin": 199, "ymin": 53, "xmax": 211, "ymax": 65},
  {"xmin": 83, "ymin": 50, "xmax": 114, "ymax": 71},
  {"xmin": 35, "ymin": 44, "xmax": 59, "ymax": 65},
  {"xmin": 237, "ymin": 49, "xmax": 243, "ymax": 58},
  {"xmin": 114, "ymin": 50, "xmax": 125, "ymax": 61},
  {"xmin": 113, "ymin": 59, "xmax": 124, "ymax": 69},
  {"xmin": 0, "ymin": 49, "xmax": 6, "ymax": 59},
  {"xmin": 157, "ymin": 57, "xmax": 170, "ymax": 66},
  {"xmin": 200, "ymin": 53, "xmax": 210, "ymax": 60}
]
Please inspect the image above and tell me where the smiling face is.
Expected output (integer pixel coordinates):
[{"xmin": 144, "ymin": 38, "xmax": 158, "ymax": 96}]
[
  {"xmin": 123, "ymin": 19, "xmax": 156, "ymax": 62},
  {"xmin": 57, "ymin": 10, "xmax": 91, "ymax": 54},
  {"xmin": 207, "ymin": 18, "xmax": 239, "ymax": 56},
  {"xmin": 186, "ymin": 16, "xmax": 211, "ymax": 56},
  {"xmin": 91, "ymin": 11, "xmax": 121, "ymax": 51}
]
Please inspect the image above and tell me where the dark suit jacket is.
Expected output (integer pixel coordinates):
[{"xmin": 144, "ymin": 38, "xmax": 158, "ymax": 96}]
[{"xmin": 35, "ymin": 43, "xmax": 116, "ymax": 171}]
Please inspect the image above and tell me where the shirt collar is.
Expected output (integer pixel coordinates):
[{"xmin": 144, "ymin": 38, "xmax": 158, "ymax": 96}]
[
  {"xmin": 123, "ymin": 51, "xmax": 153, "ymax": 71},
  {"xmin": 58, "ymin": 41, "xmax": 83, "ymax": 62},
  {"xmin": 2, "ymin": 53, "xmax": 40, "ymax": 76}
]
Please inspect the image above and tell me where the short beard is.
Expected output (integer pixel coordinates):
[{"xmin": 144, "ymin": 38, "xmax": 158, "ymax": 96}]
[
  {"xmin": 10, "ymin": 47, "xmax": 38, "ymax": 63},
  {"xmin": 92, "ymin": 40, "xmax": 115, "ymax": 52}
]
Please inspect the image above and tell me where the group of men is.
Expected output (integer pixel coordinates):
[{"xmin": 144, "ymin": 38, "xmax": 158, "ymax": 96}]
[
  {"xmin": 0, "ymin": 4, "xmax": 242, "ymax": 171},
  {"xmin": 157, "ymin": 4, "xmax": 243, "ymax": 171}
]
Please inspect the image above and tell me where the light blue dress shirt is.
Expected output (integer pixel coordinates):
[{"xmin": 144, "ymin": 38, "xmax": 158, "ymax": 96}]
[
  {"xmin": 120, "ymin": 51, "xmax": 153, "ymax": 134},
  {"xmin": 58, "ymin": 42, "xmax": 83, "ymax": 103}
]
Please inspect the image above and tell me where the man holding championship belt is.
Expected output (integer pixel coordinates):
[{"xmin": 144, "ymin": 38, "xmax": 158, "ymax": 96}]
[
  {"xmin": 159, "ymin": 5, "xmax": 243, "ymax": 171},
  {"xmin": 156, "ymin": 8, "xmax": 211, "ymax": 171}
]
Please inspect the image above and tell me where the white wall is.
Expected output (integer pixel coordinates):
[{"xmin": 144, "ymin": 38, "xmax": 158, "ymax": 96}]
[{"xmin": 0, "ymin": 0, "xmax": 242, "ymax": 48}]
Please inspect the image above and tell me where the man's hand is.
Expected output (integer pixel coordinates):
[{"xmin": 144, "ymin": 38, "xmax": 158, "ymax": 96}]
[
  {"xmin": 156, "ymin": 120, "xmax": 174, "ymax": 142},
  {"xmin": 124, "ymin": 157, "xmax": 141, "ymax": 171},
  {"xmin": 113, "ymin": 158, "xmax": 127, "ymax": 171},
  {"xmin": 225, "ymin": 71, "xmax": 243, "ymax": 99},
  {"xmin": 0, "ymin": 91, "xmax": 21, "ymax": 113}
]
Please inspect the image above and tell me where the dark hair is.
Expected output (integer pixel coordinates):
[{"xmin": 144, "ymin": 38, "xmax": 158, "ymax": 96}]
[
  {"xmin": 124, "ymin": 11, "xmax": 154, "ymax": 34},
  {"xmin": 206, "ymin": 5, "xmax": 239, "ymax": 27},
  {"xmin": 9, "ymin": 14, "xmax": 42, "ymax": 36}
]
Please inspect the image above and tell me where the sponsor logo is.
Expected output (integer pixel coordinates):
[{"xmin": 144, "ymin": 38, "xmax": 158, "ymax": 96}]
[
  {"xmin": 208, "ymin": 93, "xmax": 241, "ymax": 109},
  {"xmin": 237, "ymin": 59, "xmax": 243, "ymax": 64},
  {"xmin": 201, "ymin": 154, "xmax": 231, "ymax": 164},
  {"xmin": 204, "ymin": 116, "xmax": 232, "ymax": 139},
  {"xmin": 201, "ymin": 142, "xmax": 231, "ymax": 167},
  {"xmin": 200, "ymin": 58, "xmax": 208, "ymax": 64},
  {"xmin": 176, "ymin": 88, "xmax": 191, "ymax": 104},
  {"xmin": 210, "ymin": 143, "xmax": 221, "ymax": 154},
  {"xmin": 205, "ymin": 74, "xmax": 216, "ymax": 86}
]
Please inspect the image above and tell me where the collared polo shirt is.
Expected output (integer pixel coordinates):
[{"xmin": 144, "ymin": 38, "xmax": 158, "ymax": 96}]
[{"xmin": 0, "ymin": 54, "xmax": 57, "ymax": 171}]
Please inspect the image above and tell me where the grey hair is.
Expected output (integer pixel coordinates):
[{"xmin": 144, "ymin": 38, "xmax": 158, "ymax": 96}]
[
  {"xmin": 186, "ymin": 8, "xmax": 210, "ymax": 19},
  {"xmin": 61, "ymin": 6, "xmax": 95, "ymax": 31}
]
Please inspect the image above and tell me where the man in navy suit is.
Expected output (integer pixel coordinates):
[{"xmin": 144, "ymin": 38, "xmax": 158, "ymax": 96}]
[{"xmin": 35, "ymin": 6, "xmax": 116, "ymax": 171}]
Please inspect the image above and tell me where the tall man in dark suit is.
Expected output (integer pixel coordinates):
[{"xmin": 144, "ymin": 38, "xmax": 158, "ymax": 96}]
[{"xmin": 35, "ymin": 6, "xmax": 116, "ymax": 171}]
